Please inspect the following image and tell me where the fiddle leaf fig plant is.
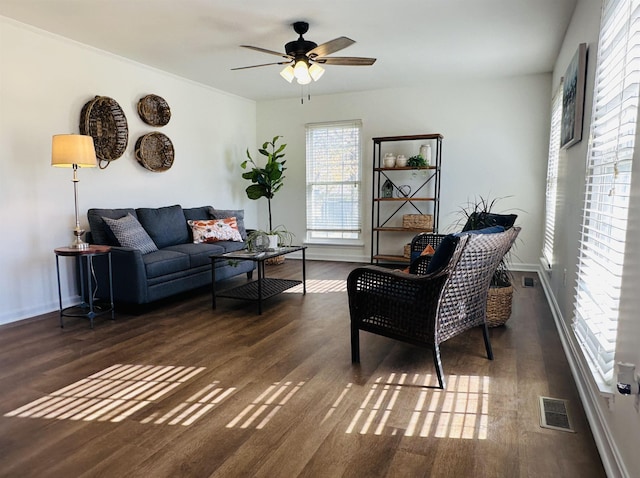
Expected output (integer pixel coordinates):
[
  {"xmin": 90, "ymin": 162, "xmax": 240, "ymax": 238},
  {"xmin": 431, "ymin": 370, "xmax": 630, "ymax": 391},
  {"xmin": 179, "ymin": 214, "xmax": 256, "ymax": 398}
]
[{"xmin": 241, "ymin": 135, "xmax": 287, "ymax": 233}]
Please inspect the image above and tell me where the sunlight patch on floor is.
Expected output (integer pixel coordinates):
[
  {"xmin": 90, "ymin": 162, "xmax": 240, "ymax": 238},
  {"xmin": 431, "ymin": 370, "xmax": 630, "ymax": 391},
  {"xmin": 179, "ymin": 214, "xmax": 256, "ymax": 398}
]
[
  {"xmin": 345, "ymin": 373, "xmax": 490, "ymax": 439},
  {"xmin": 284, "ymin": 279, "xmax": 347, "ymax": 293},
  {"xmin": 225, "ymin": 381, "xmax": 305, "ymax": 429},
  {"xmin": 4, "ymin": 364, "xmax": 205, "ymax": 423},
  {"xmin": 140, "ymin": 380, "xmax": 237, "ymax": 426}
]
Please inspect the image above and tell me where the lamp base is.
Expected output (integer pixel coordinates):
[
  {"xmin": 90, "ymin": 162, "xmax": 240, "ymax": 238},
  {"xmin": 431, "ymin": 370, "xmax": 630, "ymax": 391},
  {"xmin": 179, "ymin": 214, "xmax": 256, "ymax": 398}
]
[
  {"xmin": 69, "ymin": 239, "xmax": 90, "ymax": 250},
  {"xmin": 70, "ymin": 228, "xmax": 90, "ymax": 250}
]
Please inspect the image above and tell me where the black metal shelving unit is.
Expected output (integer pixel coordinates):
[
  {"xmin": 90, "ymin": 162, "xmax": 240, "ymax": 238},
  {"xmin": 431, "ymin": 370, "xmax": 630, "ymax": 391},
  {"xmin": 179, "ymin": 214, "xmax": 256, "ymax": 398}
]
[{"xmin": 371, "ymin": 134, "xmax": 443, "ymax": 264}]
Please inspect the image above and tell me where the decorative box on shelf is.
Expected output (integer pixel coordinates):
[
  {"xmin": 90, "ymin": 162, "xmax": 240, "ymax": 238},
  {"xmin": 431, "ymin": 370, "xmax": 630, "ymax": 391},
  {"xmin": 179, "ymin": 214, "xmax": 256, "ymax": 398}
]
[{"xmin": 402, "ymin": 214, "xmax": 433, "ymax": 230}]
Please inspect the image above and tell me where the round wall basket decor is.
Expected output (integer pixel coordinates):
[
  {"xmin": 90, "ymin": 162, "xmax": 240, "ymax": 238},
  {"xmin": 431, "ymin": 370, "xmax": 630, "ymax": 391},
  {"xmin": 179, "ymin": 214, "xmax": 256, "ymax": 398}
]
[
  {"xmin": 79, "ymin": 95, "xmax": 129, "ymax": 169},
  {"xmin": 137, "ymin": 94, "xmax": 171, "ymax": 126},
  {"xmin": 135, "ymin": 132, "xmax": 175, "ymax": 172}
]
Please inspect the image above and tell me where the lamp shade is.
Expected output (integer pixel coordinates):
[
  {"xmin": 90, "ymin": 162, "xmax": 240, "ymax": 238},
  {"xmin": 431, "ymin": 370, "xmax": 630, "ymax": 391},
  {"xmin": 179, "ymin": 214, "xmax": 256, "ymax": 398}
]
[
  {"xmin": 280, "ymin": 65, "xmax": 295, "ymax": 83},
  {"xmin": 309, "ymin": 63, "xmax": 325, "ymax": 81},
  {"xmin": 294, "ymin": 59, "xmax": 311, "ymax": 84},
  {"xmin": 51, "ymin": 134, "xmax": 97, "ymax": 168}
]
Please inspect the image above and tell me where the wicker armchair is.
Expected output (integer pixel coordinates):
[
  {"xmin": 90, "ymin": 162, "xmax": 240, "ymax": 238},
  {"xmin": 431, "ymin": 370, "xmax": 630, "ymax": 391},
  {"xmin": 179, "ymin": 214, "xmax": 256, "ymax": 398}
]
[{"xmin": 348, "ymin": 227, "xmax": 520, "ymax": 389}]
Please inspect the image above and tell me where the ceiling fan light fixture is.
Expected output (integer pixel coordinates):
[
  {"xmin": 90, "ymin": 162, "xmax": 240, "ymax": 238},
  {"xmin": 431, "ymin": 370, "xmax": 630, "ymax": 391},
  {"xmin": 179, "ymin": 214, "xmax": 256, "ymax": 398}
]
[
  {"xmin": 280, "ymin": 65, "xmax": 295, "ymax": 83},
  {"xmin": 294, "ymin": 59, "xmax": 311, "ymax": 83},
  {"xmin": 309, "ymin": 63, "xmax": 325, "ymax": 81}
]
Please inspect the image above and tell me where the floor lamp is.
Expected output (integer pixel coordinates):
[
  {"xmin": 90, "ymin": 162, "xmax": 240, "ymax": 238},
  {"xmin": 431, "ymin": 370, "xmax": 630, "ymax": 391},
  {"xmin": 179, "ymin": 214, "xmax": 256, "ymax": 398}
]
[{"xmin": 51, "ymin": 134, "xmax": 97, "ymax": 250}]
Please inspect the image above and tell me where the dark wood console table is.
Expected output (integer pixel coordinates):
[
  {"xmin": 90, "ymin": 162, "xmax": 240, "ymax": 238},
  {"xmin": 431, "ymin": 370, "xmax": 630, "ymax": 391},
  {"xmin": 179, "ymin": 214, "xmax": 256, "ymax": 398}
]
[{"xmin": 210, "ymin": 246, "xmax": 306, "ymax": 315}]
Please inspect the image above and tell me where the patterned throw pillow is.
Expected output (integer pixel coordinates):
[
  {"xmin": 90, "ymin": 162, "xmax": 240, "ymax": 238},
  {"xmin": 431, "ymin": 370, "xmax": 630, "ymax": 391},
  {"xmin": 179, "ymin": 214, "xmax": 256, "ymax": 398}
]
[
  {"xmin": 188, "ymin": 218, "xmax": 243, "ymax": 243},
  {"xmin": 102, "ymin": 213, "xmax": 158, "ymax": 254}
]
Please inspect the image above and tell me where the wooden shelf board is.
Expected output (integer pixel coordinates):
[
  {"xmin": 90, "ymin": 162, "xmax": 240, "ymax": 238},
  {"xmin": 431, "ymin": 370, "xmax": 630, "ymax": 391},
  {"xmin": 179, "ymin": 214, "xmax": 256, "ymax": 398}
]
[
  {"xmin": 374, "ymin": 166, "xmax": 436, "ymax": 171},
  {"xmin": 373, "ymin": 134, "xmax": 443, "ymax": 142},
  {"xmin": 374, "ymin": 197, "xmax": 436, "ymax": 202},
  {"xmin": 373, "ymin": 227, "xmax": 433, "ymax": 232}
]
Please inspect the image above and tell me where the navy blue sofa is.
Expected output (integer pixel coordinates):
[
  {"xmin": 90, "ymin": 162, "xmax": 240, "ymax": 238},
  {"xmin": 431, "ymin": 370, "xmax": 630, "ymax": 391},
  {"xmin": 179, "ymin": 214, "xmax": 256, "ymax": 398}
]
[{"xmin": 86, "ymin": 204, "xmax": 255, "ymax": 305}]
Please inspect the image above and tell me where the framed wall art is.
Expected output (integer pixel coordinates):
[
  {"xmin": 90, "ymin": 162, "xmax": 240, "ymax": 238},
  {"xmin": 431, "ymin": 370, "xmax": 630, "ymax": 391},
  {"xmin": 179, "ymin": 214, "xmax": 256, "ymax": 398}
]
[{"xmin": 560, "ymin": 43, "xmax": 588, "ymax": 149}]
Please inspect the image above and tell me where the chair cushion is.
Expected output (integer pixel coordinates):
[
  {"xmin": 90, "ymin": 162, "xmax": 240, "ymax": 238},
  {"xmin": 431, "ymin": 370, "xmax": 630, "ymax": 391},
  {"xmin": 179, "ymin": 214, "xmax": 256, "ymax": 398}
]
[
  {"xmin": 426, "ymin": 234, "xmax": 458, "ymax": 274},
  {"xmin": 102, "ymin": 213, "xmax": 158, "ymax": 254},
  {"xmin": 462, "ymin": 212, "xmax": 517, "ymax": 231},
  {"xmin": 136, "ymin": 205, "xmax": 190, "ymax": 248},
  {"xmin": 457, "ymin": 225, "xmax": 505, "ymax": 236}
]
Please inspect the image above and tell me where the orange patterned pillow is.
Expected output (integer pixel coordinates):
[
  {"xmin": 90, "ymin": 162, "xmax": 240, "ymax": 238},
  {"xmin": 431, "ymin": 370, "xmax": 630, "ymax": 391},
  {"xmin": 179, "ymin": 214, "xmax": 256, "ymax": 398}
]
[
  {"xmin": 188, "ymin": 218, "xmax": 243, "ymax": 243},
  {"xmin": 421, "ymin": 244, "xmax": 436, "ymax": 255}
]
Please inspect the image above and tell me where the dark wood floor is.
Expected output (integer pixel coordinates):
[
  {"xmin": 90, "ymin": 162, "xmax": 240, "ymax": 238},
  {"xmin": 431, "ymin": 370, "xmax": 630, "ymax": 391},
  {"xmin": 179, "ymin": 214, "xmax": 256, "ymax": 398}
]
[{"xmin": 0, "ymin": 260, "xmax": 605, "ymax": 478}]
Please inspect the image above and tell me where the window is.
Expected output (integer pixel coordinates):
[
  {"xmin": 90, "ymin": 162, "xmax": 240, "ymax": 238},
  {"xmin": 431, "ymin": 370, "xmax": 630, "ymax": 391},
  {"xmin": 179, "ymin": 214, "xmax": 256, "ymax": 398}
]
[
  {"xmin": 542, "ymin": 83, "xmax": 564, "ymax": 268},
  {"xmin": 305, "ymin": 120, "xmax": 362, "ymax": 242},
  {"xmin": 573, "ymin": 0, "xmax": 639, "ymax": 385}
]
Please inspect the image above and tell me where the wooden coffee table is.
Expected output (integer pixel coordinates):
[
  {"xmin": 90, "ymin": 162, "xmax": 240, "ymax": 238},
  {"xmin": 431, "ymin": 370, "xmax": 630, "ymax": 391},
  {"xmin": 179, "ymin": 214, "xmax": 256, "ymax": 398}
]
[{"xmin": 210, "ymin": 246, "xmax": 306, "ymax": 314}]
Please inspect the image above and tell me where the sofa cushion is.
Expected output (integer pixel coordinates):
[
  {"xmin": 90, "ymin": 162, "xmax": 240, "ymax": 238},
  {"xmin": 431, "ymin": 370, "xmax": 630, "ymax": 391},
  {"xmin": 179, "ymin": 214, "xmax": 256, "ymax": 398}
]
[
  {"xmin": 188, "ymin": 218, "xmax": 243, "ymax": 243},
  {"xmin": 136, "ymin": 204, "xmax": 190, "ymax": 248},
  {"xmin": 183, "ymin": 206, "xmax": 213, "ymax": 222},
  {"xmin": 88, "ymin": 208, "xmax": 137, "ymax": 245},
  {"xmin": 165, "ymin": 241, "xmax": 248, "ymax": 268},
  {"xmin": 210, "ymin": 208, "xmax": 247, "ymax": 240},
  {"xmin": 165, "ymin": 243, "xmax": 226, "ymax": 268},
  {"xmin": 142, "ymin": 249, "xmax": 190, "ymax": 279},
  {"xmin": 102, "ymin": 213, "xmax": 158, "ymax": 254}
]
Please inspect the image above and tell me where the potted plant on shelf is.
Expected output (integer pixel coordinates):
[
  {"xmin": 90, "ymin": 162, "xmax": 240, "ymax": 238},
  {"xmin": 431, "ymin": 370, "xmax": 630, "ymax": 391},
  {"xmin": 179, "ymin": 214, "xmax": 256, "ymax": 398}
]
[
  {"xmin": 456, "ymin": 195, "xmax": 519, "ymax": 326},
  {"xmin": 241, "ymin": 135, "xmax": 294, "ymax": 261}
]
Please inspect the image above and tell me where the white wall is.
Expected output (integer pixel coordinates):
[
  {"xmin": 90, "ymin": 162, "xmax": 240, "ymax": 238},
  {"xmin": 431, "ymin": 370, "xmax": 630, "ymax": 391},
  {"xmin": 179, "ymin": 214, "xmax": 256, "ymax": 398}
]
[
  {"xmin": 542, "ymin": 0, "xmax": 640, "ymax": 476},
  {"xmin": 256, "ymin": 75, "xmax": 551, "ymax": 267},
  {"xmin": 0, "ymin": 17, "xmax": 257, "ymax": 324}
]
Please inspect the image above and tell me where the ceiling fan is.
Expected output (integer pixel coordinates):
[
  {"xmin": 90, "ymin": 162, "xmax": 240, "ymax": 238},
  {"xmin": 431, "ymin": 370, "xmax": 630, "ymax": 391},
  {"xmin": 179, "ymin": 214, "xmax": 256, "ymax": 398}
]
[{"xmin": 232, "ymin": 21, "xmax": 376, "ymax": 85}]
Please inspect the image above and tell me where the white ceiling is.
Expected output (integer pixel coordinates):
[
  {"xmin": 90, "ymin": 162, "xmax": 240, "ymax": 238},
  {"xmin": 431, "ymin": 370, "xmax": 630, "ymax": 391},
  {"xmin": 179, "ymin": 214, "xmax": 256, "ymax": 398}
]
[{"xmin": 0, "ymin": 0, "xmax": 577, "ymax": 101}]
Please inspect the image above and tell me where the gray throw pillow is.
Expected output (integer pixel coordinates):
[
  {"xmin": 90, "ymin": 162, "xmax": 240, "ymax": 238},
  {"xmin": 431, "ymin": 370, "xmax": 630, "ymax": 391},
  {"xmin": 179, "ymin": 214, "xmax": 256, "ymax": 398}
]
[{"xmin": 102, "ymin": 213, "xmax": 158, "ymax": 254}]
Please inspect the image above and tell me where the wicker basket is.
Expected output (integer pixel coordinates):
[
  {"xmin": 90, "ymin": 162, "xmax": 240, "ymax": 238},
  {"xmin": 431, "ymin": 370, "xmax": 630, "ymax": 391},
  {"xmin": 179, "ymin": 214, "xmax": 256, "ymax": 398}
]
[
  {"xmin": 137, "ymin": 94, "xmax": 171, "ymax": 126},
  {"xmin": 265, "ymin": 255, "xmax": 285, "ymax": 265},
  {"xmin": 79, "ymin": 95, "xmax": 129, "ymax": 168},
  {"xmin": 486, "ymin": 284, "xmax": 513, "ymax": 327},
  {"xmin": 135, "ymin": 132, "xmax": 175, "ymax": 172},
  {"xmin": 403, "ymin": 214, "xmax": 433, "ymax": 230},
  {"xmin": 403, "ymin": 243, "xmax": 411, "ymax": 258}
]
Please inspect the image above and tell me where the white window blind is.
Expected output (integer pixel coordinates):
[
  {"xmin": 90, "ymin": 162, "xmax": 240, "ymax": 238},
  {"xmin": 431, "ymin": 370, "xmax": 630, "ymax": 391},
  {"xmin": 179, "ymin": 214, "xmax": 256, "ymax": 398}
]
[
  {"xmin": 573, "ymin": 0, "xmax": 640, "ymax": 384},
  {"xmin": 305, "ymin": 120, "xmax": 362, "ymax": 241},
  {"xmin": 542, "ymin": 83, "xmax": 564, "ymax": 268}
]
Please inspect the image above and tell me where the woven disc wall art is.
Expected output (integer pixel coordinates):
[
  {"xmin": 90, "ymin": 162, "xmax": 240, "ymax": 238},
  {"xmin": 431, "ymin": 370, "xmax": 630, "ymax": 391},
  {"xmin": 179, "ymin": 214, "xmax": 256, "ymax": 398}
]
[
  {"xmin": 79, "ymin": 96, "xmax": 129, "ymax": 169},
  {"xmin": 137, "ymin": 94, "xmax": 171, "ymax": 126},
  {"xmin": 135, "ymin": 132, "xmax": 175, "ymax": 172}
]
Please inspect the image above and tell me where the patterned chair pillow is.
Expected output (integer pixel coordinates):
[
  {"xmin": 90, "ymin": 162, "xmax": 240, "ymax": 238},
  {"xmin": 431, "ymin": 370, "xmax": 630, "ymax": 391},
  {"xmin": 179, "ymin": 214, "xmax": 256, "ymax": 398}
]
[
  {"xmin": 188, "ymin": 218, "xmax": 243, "ymax": 243},
  {"xmin": 102, "ymin": 213, "xmax": 158, "ymax": 254}
]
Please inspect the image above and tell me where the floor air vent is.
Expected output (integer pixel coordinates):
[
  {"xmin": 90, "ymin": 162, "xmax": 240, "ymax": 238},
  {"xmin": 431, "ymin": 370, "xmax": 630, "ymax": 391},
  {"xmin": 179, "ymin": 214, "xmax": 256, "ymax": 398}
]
[
  {"xmin": 522, "ymin": 276, "xmax": 535, "ymax": 287},
  {"xmin": 539, "ymin": 396, "xmax": 575, "ymax": 432}
]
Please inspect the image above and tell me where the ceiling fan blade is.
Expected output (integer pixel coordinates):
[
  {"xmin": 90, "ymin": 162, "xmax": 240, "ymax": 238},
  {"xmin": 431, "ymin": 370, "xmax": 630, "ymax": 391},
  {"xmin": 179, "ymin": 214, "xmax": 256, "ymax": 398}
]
[
  {"xmin": 231, "ymin": 61, "xmax": 292, "ymax": 71},
  {"xmin": 240, "ymin": 45, "xmax": 292, "ymax": 60},
  {"xmin": 307, "ymin": 37, "xmax": 355, "ymax": 58},
  {"xmin": 314, "ymin": 56, "xmax": 377, "ymax": 66}
]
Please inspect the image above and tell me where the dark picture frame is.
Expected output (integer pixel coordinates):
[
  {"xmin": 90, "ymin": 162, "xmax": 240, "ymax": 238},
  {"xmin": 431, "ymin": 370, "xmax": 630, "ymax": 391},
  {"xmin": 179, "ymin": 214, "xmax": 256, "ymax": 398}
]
[{"xmin": 561, "ymin": 43, "xmax": 588, "ymax": 149}]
